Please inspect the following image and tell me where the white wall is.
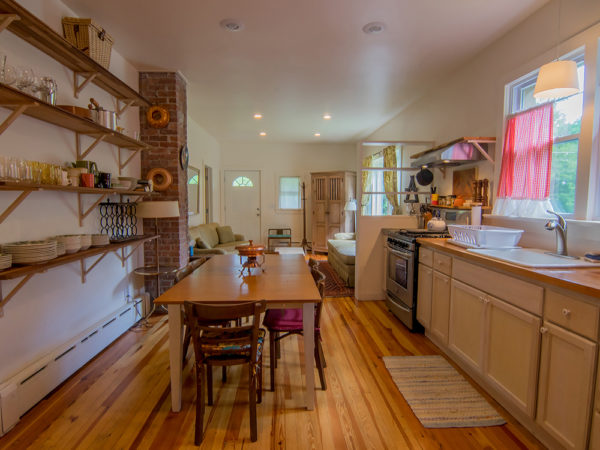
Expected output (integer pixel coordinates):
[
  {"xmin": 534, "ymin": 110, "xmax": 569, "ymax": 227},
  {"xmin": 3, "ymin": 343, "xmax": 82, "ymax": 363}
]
[
  {"xmin": 0, "ymin": 0, "xmax": 143, "ymax": 381},
  {"xmin": 220, "ymin": 141, "xmax": 356, "ymax": 244},
  {"xmin": 187, "ymin": 117, "xmax": 221, "ymax": 227}
]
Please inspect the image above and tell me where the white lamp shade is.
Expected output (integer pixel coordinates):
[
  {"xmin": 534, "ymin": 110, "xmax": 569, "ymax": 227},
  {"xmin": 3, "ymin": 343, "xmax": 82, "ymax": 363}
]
[
  {"xmin": 137, "ymin": 200, "xmax": 180, "ymax": 218},
  {"xmin": 533, "ymin": 60, "xmax": 579, "ymax": 100},
  {"xmin": 344, "ymin": 199, "xmax": 357, "ymax": 211}
]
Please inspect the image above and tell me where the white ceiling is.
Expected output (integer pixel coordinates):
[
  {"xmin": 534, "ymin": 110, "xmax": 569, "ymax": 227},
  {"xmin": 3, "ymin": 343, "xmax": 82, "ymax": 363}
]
[{"xmin": 64, "ymin": 0, "xmax": 547, "ymax": 143}]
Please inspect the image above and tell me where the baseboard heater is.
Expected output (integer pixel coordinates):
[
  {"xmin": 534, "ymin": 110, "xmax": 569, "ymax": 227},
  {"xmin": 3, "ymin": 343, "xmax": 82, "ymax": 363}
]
[{"xmin": 0, "ymin": 296, "xmax": 148, "ymax": 435}]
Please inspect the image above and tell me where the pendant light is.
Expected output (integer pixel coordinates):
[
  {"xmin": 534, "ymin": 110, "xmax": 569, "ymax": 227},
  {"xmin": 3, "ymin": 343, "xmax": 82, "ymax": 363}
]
[{"xmin": 533, "ymin": 0, "xmax": 579, "ymax": 100}]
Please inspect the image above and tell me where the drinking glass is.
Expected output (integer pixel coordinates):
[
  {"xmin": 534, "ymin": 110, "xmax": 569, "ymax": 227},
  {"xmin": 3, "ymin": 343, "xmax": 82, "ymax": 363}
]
[
  {"xmin": 3, "ymin": 65, "xmax": 16, "ymax": 85},
  {"xmin": 16, "ymin": 67, "xmax": 34, "ymax": 93},
  {"xmin": 0, "ymin": 156, "xmax": 7, "ymax": 181}
]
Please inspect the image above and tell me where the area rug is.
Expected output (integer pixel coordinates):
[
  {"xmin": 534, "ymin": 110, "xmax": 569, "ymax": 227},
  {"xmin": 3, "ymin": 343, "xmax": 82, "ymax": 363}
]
[
  {"xmin": 383, "ymin": 355, "xmax": 506, "ymax": 428},
  {"xmin": 317, "ymin": 261, "xmax": 354, "ymax": 298}
]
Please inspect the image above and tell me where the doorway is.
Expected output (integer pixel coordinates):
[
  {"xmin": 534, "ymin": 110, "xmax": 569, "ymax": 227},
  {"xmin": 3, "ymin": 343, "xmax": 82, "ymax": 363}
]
[
  {"xmin": 204, "ymin": 166, "xmax": 213, "ymax": 223},
  {"xmin": 224, "ymin": 170, "xmax": 261, "ymax": 242}
]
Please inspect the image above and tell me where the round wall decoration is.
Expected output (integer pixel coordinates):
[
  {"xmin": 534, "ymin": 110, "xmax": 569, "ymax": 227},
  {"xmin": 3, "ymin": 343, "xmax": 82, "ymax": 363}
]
[
  {"xmin": 147, "ymin": 167, "xmax": 173, "ymax": 191},
  {"xmin": 146, "ymin": 105, "xmax": 170, "ymax": 128},
  {"xmin": 179, "ymin": 144, "xmax": 189, "ymax": 170}
]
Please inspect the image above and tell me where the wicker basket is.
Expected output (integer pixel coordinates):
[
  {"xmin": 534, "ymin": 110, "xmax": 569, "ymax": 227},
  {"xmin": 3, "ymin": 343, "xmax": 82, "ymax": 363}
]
[{"xmin": 62, "ymin": 17, "xmax": 113, "ymax": 69}]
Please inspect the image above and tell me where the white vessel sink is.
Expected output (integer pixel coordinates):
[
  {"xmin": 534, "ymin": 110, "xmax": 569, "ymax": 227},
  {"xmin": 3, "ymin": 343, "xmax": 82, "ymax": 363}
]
[{"xmin": 467, "ymin": 248, "xmax": 597, "ymax": 268}]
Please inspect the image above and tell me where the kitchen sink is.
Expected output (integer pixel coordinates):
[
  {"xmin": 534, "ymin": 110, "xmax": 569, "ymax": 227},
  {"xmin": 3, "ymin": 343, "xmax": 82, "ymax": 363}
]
[{"xmin": 467, "ymin": 248, "xmax": 598, "ymax": 268}]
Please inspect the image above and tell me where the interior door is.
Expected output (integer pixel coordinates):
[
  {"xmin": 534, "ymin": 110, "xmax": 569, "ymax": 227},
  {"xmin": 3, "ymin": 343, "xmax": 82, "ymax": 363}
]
[
  {"xmin": 224, "ymin": 170, "xmax": 261, "ymax": 242},
  {"xmin": 311, "ymin": 175, "xmax": 327, "ymax": 251}
]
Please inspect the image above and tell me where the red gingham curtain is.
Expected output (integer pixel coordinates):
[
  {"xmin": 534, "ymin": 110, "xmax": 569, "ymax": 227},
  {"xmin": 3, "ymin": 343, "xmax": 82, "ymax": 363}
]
[{"xmin": 497, "ymin": 104, "xmax": 553, "ymax": 200}]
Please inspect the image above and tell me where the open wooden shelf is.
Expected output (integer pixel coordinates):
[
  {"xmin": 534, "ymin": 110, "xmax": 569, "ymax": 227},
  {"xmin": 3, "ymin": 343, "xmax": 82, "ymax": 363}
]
[
  {"xmin": 429, "ymin": 204, "xmax": 492, "ymax": 211},
  {"xmin": 0, "ymin": 181, "xmax": 154, "ymax": 196},
  {"xmin": 0, "ymin": 84, "xmax": 148, "ymax": 149},
  {"xmin": 0, "ymin": 235, "xmax": 156, "ymax": 281},
  {"xmin": 0, "ymin": 0, "xmax": 150, "ymax": 107}
]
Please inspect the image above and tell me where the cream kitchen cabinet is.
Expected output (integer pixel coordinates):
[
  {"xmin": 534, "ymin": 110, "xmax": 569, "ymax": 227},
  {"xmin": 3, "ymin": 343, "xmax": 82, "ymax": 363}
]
[
  {"xmin": 430, "ymin": 270, "xmax": 451, "ymax": 345},
  {"xmin": 483, "ymin": 296, "xmax": 541, "ymax": 418},
  {"xmin": 536, "ymin": 321, "xmax": 597, "ymax": 450},
  {"xmin": 416, "ymin": 263, "xmax": 433, "ymax": 328},
  {"xmin": 448, "ymin": 279, "xmax": 485, "ymax": 372}
]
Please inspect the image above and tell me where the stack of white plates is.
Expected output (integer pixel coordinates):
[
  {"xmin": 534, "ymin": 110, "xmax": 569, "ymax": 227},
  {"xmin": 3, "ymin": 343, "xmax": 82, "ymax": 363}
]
[
  {"xmin": 0, "ymin": 254, "xmax": 11, "ymax": 270},
  {"xmin": 1, "ymin": 240, "xmax": 57, "ymax": 264},
  {"xmin": 91, "ymin": 234, "xmax": 110, "ymax": 246},
  {"xmin": 56, "ymin": 241, "xmax": 66, "ymax": 256},
  {"xmin": 55, "ymin": 235, "xmax": 81, "ymax": 254},
  {"xmin": 79, "ymin": 234, "xmax": 92, "ymax": 251}
]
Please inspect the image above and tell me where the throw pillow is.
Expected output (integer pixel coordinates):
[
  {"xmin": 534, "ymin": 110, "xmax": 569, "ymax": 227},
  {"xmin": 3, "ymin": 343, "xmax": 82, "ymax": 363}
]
[
  {"xmin": 195, "ymin": 237, "xmax": 208, "ymax": 249},
  {"xmin": 217, "ymin": 226, "xmax": 235, "ymax": 244}
]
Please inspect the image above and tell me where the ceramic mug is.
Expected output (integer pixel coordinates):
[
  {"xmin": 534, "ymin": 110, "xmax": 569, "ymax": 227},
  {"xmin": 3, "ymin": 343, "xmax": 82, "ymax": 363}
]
[
  {"xmin": 80, "ymin": 173, "xmax": 94, "ymax": 188},
  {"xmin": 69, "ymin": 175, "xmax": 80, "ymax": 187}
]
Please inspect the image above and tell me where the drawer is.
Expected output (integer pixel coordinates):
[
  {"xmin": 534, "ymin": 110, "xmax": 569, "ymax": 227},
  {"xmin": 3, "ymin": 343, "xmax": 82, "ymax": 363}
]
[
  {"xmin": 433, "ymin": 252, "xmax": 452, "ymax": 276},
  {"xmin": 452, "ymin": 258, "xmax": 543, "ymax": 315},
  {"xmin": 419, "ymin": 247, "xmax": 433, "ymax": 267},
  {"xmin": 545, "ymin": 289, "xmax": 599, "ymax": 341}
]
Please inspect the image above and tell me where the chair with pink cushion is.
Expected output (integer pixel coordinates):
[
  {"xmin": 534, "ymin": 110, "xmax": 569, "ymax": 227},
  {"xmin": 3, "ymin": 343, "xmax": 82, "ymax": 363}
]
[{"xmin": 262, "ymin": 264, "xmax": 326, "ymax": 391}]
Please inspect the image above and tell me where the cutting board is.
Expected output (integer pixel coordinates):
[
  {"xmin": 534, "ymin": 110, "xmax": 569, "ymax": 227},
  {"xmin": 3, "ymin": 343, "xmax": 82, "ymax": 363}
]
[{"xmin": 453, "ymin": 167, "xmax": 477, "ymax": 200}]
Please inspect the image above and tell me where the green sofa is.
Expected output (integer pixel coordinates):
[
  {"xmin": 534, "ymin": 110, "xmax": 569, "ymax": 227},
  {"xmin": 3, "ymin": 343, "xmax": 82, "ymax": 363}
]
[
  {"xmin": 327, "ymin": 232, "xmax": 355, "ymax": 287},
  {"xmin": 189, "ymin": 222, "xmax": 249, "ymax": 255}
]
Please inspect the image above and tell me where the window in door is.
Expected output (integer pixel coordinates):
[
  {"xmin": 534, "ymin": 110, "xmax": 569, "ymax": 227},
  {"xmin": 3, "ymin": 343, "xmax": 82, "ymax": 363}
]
[
  {"xmin": 232, "ymin": 176, "xmax": 253, "ymax": 187},
  {"xmin": 278, "ymin": 176, "xmax": 301, "ymax": 210},
  {"xmin": 504, "ymin": 51, "xmax": 585, "ymax": 216}
]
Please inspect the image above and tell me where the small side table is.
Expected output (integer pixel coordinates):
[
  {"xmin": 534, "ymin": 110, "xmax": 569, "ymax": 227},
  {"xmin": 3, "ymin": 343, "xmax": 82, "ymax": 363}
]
[
  {"xmin": 134, "ymin": 265, "xmax": 180, "ymax": 304},
  {"xmin": 267, "ymin": 228, "xmax": 292, "ymax": 252}
]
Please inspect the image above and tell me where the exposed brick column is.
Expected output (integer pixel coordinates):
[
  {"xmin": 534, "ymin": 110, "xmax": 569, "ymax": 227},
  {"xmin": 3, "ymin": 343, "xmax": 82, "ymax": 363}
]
[{"xmin": 139, "ymin": 72, "xmax": 188, "ymax": 297}]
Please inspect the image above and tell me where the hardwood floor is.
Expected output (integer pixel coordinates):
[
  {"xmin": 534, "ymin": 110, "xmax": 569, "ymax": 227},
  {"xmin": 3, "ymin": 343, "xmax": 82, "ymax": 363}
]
[{"xmin": 0, "ymin": 297, "xmax": 544, "ymax": 449}]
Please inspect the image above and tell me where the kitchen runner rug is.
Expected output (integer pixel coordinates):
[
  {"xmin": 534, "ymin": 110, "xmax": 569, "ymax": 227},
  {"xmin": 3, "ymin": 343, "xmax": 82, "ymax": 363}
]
[
  {"xmin": 383, "ymin": 355, "xmax": 506, "ymax": 428},
  {"xmin": 317, "ymin": 261, "xmax": 354, "ymax": 298}
]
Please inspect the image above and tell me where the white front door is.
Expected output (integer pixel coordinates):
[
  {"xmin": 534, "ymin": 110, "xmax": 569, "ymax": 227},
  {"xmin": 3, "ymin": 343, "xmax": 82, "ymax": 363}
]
[{"xmin": 224, "ymin": 170, "xmax": 261, "ymax": 242}]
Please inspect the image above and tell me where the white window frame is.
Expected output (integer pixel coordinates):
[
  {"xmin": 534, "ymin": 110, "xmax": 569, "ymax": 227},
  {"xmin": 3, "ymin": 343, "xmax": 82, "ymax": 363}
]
[{"xmin": 277, "ymin": 176, "xmax": 302, "ymax": 211}]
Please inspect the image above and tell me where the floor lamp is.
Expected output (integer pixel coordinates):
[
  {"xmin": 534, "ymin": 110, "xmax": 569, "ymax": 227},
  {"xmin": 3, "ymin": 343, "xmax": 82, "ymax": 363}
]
[{"xmin": 136, "ymin": 200, "xmax": 180, "ymax": 301}]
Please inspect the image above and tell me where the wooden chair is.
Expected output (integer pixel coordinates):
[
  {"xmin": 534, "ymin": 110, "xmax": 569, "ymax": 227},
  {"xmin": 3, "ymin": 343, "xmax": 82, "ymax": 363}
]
[
  {"xmin": 184, "ymin": 300, "xmax": 266, "ymax": 444},
  {"xmin": 262, "ymin": 265, "xmax": 327, "ymax": 392}
]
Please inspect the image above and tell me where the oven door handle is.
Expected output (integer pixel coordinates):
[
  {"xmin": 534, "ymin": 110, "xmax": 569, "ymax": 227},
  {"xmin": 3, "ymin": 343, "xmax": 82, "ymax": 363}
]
[{"xmin": 388, "ymin": 247, "xmax": 412, "ymax": 259}]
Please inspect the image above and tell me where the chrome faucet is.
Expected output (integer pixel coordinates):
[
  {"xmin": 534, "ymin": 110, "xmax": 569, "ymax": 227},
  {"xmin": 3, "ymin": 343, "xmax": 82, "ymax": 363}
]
[{"xmin": 544, "ymin": 210, "xmax": 569, "ymax": 257}]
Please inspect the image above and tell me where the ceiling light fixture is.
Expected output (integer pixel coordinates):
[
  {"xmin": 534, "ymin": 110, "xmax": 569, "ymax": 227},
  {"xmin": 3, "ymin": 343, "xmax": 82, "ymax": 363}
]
[
  {"xmin": 533, "ymin": 0, "xmax": 579, "ymax": 99},
  {"xmin": 220, "ymin": 19, "xmax": 244, "ymax": 32},
  {"xmin": 259, "ymin": 131, "xmax": 267, "ymax": 137},
  {"xmin": 253, "ymin": 113, "xmax": 263, "ymax": 119},
  {"xmin": 323, "ymin": 114, "xmax": 332, "ymax": 120},
  {"xmin": 314, "ymin": 133, "xmax": 321, "ymax": 137},
  {"xmin": 362, "ymin": 22, "xmax": 385, "ymax": 35}
]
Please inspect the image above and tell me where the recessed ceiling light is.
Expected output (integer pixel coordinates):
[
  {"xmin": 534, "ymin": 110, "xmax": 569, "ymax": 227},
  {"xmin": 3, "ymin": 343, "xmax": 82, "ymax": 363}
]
[
  {"xmin": 362, "ymin": 22, "xmax": 385, "ymax": 35},
  {"xmin": 253, "ymin": 113, "xmax": 263, "ymax": 119},
  {"xmin": 220, "ymin": 19, "xmax": 244, "ymax": 32},
  {"xmin": 314, "ymin": 132, "xmax": 321, "ymax": 137},
  {"xmin": 323, "ymin": 114, "xmax": 332, "ymax": 120},
  {"xmin": 259, "ymin": 131, "xmax": 267, "ymax": 136}
]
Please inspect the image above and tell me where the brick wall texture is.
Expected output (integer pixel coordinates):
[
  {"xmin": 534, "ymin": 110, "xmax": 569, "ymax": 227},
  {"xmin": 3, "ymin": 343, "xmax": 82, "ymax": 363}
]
[{"xmin": 139, "ymin": 72, "xmax": 189, "ymax": 297}]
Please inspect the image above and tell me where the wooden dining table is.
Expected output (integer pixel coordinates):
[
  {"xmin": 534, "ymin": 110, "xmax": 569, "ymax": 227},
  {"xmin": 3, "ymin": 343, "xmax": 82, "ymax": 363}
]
[{"xmin": 154, "ymin": 253, "xmax": 322, "ymax": 411}]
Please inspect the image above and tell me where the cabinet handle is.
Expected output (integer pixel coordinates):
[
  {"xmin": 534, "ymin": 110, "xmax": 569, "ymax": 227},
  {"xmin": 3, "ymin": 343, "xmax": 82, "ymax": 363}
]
[
  {"xmin": 562, "ymin": 308, "xmax": 571, "ymax": 317},
  {"xmin": 483, "ymin": 298, "xmax": 490, "ymax": 304},
  {"xmin": 540, "ymin": 327, "xmax": 548, "ymax": 334},
  {"xmin": 479, "ymin": 296, "xmax": 485, "ymax": 303}
]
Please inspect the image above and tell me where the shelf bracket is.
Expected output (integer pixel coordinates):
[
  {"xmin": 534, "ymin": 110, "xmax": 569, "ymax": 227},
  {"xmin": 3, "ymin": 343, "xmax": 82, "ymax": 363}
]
[
  {"xmin": 0, "ymin": 273, "xmax": 35, "ymax": 317},
  {"xmin": 73, "ymin": 72, "xmax": 98, "ymax": 98},
  {"xmin": 0, "ymin": 189, "xmax": 34, "ymax": 224},
  {"xmin": 76, "ymin": 132, "xmax": 109, "ymax": 160},
  {"xmin": 469, "ymin": 141, "xmax": 495, "ymax": 164},
  {"xmin": 115, "ymin": 241, "xmax": 145, "ymax": 267},
  {"xmin": 0, "ymin": 103, "xmax": 36, "ymax": 135},
  {"xmin": 77, "ymin": 192, "xmax": 109, "ymax": 227},
  {"xmin": 116, "ymin": 99, "xmax": 135, "ymax": 118},
  {"xmin": 80, "ymin": 252, "xmax": 109, "ymax": 283},
  {"xmin": 0, "ymin": 14, "xmax": 20, "ymax": 34},
  {"xmin": 118, "ymin": 147, "xmax": 141, "ymax": 175}
]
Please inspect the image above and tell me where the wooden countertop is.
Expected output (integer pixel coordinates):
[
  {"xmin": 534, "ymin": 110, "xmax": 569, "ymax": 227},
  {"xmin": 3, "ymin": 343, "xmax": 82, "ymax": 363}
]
[{"xmin": 418, "ymin": 238, "xmax": 600, "ymax": 298}]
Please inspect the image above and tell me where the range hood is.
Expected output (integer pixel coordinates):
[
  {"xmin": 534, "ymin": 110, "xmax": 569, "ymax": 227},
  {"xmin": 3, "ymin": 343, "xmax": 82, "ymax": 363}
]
[{"xmin": 410, "ymin": 137, "xmax": 495, "ymax": 168}]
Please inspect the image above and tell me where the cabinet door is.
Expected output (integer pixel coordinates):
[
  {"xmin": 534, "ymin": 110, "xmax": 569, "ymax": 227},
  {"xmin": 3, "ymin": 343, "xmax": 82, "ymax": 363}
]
[
  {"xmin": 326, "ymin": 175, "xmax": 344, "ymax": 239},
  {"xmin": 484, "ymin": 296, "xmax": 541, "ymax": 418},
  {"xmin": 430, "ymin": 271, "xmax": 451, "ymax": 345},
  {"xmin": 417, "ymin": 263, "xmax": 433, "ymax": 329},
  {"xmin": 311, "ymin": 175, "xmax": 328, "ymax": 251},
  {"xmin": 536, "ymin": 321, "xmax": 597, "ymax": 450},
  {"xmin": 448, "ymin": 279, "xmax": 485, "ymax": 372}
]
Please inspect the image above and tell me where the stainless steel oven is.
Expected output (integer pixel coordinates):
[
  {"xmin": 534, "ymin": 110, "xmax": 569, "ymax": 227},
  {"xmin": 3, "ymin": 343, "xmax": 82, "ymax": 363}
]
[{"xmin": 385, "ymin": 229, "xmax": 449, "ymax": 331}]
